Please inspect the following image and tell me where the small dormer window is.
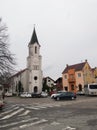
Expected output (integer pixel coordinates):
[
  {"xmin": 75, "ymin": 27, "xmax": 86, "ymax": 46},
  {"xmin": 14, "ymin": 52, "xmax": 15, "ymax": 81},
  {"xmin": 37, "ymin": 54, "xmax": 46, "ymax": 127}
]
[{"xmin": 35, "ymin": 46, "xmax": 37, "ymax": 54}]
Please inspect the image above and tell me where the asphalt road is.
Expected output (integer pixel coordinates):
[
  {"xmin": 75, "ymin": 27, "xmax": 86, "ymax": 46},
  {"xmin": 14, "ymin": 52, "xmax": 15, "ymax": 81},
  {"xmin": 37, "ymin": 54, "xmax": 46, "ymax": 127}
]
[{"xmin": 0, "ymin": 95, "xmax": 97, "ymax": 130}]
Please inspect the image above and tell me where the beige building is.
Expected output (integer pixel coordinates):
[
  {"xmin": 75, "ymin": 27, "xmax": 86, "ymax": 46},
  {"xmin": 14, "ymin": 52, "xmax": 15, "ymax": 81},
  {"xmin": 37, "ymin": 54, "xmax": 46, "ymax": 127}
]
[
  {"xmin": 92, "ymin": 67, "xmax": 97, "ymax": 83},
  {"xmin": 62, "ymin": 60, "xmax": 97, "ymax": 93}
]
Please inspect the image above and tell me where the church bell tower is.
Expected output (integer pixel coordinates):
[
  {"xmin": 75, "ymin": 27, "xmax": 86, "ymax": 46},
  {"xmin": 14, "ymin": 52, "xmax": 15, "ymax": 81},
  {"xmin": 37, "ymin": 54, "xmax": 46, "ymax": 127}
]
[{"xmin": 27, "ymin": 27, "xmax": 43, "ymax": 93}]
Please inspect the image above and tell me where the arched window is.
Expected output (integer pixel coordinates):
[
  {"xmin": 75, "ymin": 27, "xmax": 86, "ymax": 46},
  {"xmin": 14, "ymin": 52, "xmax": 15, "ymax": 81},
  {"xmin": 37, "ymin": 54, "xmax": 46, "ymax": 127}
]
[{"xmin": 35, "ymin": 46, "xmax": 37, "ymax": 54}]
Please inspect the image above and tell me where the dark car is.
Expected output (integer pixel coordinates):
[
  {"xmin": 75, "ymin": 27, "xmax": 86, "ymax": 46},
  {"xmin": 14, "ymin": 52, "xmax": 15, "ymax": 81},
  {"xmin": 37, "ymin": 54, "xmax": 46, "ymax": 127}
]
[
  {"xmin": 54, "ymin": 92, "xmax": 76, "ymax": 101},
  {"xmin": 31, "ymin": 93, "xmax": 41, "ymax": 98},
  {"xmin": 51, "ymin": 90, "xmax": 66, "ymax": 99}
]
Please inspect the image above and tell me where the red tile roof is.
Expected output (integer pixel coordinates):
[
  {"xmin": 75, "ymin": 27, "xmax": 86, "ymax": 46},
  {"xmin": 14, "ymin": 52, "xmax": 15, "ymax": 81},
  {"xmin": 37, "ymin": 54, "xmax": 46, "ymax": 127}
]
[{"xmin": 62, "ymin": 62, "xmax": 86, "ymax": 74}]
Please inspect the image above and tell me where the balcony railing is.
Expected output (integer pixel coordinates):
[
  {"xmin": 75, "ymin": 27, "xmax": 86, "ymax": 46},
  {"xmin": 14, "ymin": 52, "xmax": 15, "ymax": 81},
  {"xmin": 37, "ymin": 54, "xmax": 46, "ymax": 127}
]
[{"xmin": 68, "ymin": 77, "xmax": 76, "ymax": 83}]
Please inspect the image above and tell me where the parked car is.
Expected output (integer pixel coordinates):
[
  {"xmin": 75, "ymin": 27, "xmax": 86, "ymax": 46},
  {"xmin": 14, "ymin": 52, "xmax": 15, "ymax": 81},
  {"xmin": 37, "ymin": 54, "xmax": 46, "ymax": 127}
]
[
  {"xmin": 76, "ymin": 91, "xmax": 85, "ymax": 95},
  {"xmin": 31, "ymin": 93, "xmax": 41, "ymax": 98},
  {"xmin": 0, "ymin": 100, "xmax": 4, "ymax": 110},
  {"xmin": 41, "ymin": 91, "xmax": 48, "ymax": 98},
  {"xmin": 53, "ymin": 92, "xmax": 76, "ymax": 101},
  {"xmin": 20, "ymin": 92, "xmax": 32, "ymax": 98},
  {"xmin": 5, "ymin": 92, "xmax": 13, "ymax": 97},
  {"xmin": 51, "ymin": 90, "xmax": 66, "ymax": 99}
]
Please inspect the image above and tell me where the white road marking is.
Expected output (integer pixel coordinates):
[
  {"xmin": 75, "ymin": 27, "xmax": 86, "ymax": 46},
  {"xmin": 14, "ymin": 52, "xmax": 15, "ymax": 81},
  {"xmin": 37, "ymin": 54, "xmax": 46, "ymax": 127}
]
[
  {"xmin": 26, "ymin": 104, "xmax": 61, "ymax": 110},
  {"xmin": 0, "ymin": 106, "xmax": 19, "ymax": 117},
  {"xmin": 18, "ymin": 110, "xmax": 30, "ymax": 116},
  {"xmin": 0, "ymin": 117, "xmax": 38, "ymax": 128},
  {"xmin": 25, "ymin": 106, "xmax": 40, "ymax": 110},
  {"xmin": 35, "ymin": 106, "xmax": 47, "ymax": 109},
  {"xmin": 19, "ymin": 119, "xmax": 48, "ymax": 129},
  {"xmin": 63, "ymin": 126, "xmax": 76, "ymax": 130},
  {"xmin": 51, "ymin": 121, "xmax": 60, "ymax": 126},
  {"xmin": 3, "ymin": 104, "xmax": 18, "ymax": 111},
  {"xmin": 1, "ymin": 108, "xmax": 24, "ymax": 119},
  {"xmin": 42, "ymin": 104, "xmax": 54, "ymax": 107}
]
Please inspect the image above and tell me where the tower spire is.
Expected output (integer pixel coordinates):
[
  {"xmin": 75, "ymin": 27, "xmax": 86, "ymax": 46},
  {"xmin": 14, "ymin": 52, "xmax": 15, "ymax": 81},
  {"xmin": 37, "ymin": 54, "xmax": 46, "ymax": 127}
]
[
  {"xmin": 29, "ymin": 26, "xmax": 39, "ymax": 45},
  {"xmin": 34, "ymin": 24, "xmax": 35, "ymax": 28}
]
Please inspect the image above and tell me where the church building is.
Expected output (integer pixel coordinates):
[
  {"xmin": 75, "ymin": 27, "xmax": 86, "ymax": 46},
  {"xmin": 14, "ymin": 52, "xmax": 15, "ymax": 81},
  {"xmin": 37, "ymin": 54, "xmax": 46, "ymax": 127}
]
[{"xmin": 10, "ymin": 27, "xmax": 43, "ymax": 94}]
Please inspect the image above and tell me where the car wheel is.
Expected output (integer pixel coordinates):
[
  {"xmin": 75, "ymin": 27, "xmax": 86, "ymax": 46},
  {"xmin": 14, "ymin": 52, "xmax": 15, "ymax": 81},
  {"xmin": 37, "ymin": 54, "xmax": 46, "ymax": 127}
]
[{"xmin": 56, "ymin": 97, "xmax": 60, "ymax": 101}]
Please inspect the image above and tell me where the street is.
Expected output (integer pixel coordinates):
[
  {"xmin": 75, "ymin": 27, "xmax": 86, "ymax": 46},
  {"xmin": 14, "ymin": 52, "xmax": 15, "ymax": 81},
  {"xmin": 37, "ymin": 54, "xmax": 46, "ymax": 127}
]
[{"xmin": 0, "ymin": 96, "xmax": 97, "ymax": 130}]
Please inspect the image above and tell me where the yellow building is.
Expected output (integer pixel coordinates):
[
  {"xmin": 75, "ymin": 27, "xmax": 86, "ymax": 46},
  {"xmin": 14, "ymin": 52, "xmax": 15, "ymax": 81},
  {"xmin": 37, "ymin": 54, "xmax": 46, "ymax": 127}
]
[
  {"xmin": 62, "ymin": 60, "xmax": 96, "ymax": 93},
  {"xmin": 92, "ymin": 67, "xmax": 97, "ymax": 83}
]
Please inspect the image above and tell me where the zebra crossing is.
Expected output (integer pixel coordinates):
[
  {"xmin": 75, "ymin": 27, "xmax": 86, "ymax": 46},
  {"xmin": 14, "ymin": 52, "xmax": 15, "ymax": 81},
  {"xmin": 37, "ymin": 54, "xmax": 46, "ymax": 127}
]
[
  {"xmin": 25, "ymin": 103, "xmax": 61, "ymax": 110},
  {"xmin": 0, "ymin": 117, "xmax": 48, "ymax": 130},
  {"xmin": 0, "ymin": 103, "xmax": 61, "ymax": 130}
]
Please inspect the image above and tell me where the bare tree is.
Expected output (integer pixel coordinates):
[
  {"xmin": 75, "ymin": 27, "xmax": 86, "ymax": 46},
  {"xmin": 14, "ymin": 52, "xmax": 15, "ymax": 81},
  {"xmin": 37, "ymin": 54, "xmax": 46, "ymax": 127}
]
[{"xmin": 0, "ymin": 18, "xmax": 16, "ymax": 84}]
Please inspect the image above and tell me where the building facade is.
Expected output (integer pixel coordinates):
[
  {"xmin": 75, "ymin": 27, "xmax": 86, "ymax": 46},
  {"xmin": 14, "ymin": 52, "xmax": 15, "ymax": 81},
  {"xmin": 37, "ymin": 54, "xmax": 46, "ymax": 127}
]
[
  {"xmin": 44, "ymin": 77, "xmax": 55, "ymax": 88},
  {"xmin": 42, "ymin": 76, "xmax": 55, "ymax": 94},
  {"xmin": 62, "ymin": 60, "xmax": 97, "ymax": 93},
  {"xmin": 10, "ymin": 28, "xmax": 43, "ymax": 94},
  {"xmin": 55, "ymin": 77, "xmax": 63, "ymax": 91}
]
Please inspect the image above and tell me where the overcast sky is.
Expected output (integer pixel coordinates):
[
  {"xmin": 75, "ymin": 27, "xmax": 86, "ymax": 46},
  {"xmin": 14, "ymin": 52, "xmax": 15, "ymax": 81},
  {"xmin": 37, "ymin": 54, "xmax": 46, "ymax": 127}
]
[{"xmin": 0, "ymin": 0, "xmax": 97, "ymax": 80}]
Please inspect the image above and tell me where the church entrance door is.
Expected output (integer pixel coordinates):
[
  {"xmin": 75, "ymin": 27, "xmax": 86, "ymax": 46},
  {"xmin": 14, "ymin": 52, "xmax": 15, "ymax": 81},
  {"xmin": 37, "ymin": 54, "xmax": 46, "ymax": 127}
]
[{"xmin": 34, "ymin": 86, "xmax": 38, "ymax": 93}]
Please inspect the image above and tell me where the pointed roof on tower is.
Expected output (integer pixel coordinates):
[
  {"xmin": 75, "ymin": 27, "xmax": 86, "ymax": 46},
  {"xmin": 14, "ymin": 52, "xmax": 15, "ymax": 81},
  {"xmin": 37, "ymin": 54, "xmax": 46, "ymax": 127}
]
[{"xmin": 29, "ymin": 26, "xmax": 40, "ymax": 45}]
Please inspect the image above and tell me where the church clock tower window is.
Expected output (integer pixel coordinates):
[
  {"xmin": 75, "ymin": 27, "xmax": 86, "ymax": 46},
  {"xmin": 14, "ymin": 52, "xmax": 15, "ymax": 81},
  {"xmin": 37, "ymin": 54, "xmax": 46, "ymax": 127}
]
[
  {"xmin": 34, "ymin": 76, "xmax": 38, "ymax": 80},
  {"xmin": 35, "ymin": 46, "xmax": 37, "ymax": 54},
  {"xmin": 33, "ymin": 65, "xmax": 39, "ymax": 70}
]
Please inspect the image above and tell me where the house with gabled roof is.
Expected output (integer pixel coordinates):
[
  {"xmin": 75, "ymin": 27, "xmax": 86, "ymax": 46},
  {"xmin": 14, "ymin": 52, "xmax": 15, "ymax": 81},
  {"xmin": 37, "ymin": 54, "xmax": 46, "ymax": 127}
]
[
  {"xmin": 43, "ymin": 77, "xmax": 55, "ymax": 88},
  {"xmin": 62, "ymin": 60, "xmax": 96, "ymax": 93},
  {"xmin": 41, "ymin": 76, "xmax": 55, "ymax": 95},
  {"xmin": 55, "ymin": 77, "xmax": 63, "ymax": 91}
]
